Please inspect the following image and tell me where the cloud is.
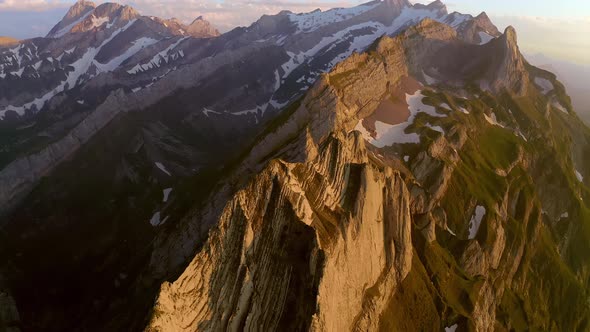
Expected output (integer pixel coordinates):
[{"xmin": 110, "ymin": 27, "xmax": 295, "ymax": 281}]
[
  {"xmin": 0, "ymin": 0, "xmax": 70, "ymax": 12},
  {"xmin": 491, "ymin": 15, "xmax": 590, "ymax": 65}
]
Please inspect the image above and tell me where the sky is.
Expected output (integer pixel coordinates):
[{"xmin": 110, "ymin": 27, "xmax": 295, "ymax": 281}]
[{"xmin": 0, "ymin": 0, "xmax": 588, "ymax": 65}]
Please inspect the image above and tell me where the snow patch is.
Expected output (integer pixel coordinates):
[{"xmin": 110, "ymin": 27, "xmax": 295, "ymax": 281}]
[
  {"xmin": 484, "ymin": 112, "xmax": 505, "ymax": 128},
  {"xmin": 478, "ymin": 31, "xmax": 494, "ymax": 44},
  {"xmin": 534, "ymin": 77, "xmax": 554, "ymax": 94},
  {"xmin": 155, "ymin": 162, "xmax": 172, "ymax": 176},
  {"xmin": 94, "ymin": 37, "xmax": 159, "ymax": 72},
  {"xmin": 515, "ymin": 130, "xmax": 527, "ymax": 141},
  {"xmin": 439, "ymin": 103, "xmax": 451, "ymax": 111},
  {"xmin": 445, "ymin": 324, "xmax": 458, "ymax": 332},
  {"xmin": 575, "ymin": 170, "xmax": 584, "ymax": 182},
  {"xmin": 552, "ymin": 102, "xmax": 568, "ymax": 113},
  {"xmin": 445, "ymin": 12, "xmax": 472, "ymax": 28},
  {"xmin": 150, "ymin": 211, "xmax": 169, "ymax": 227},
  {"xmin": 427, "ymin": 125, "xmax": 445, "ymax": 134},
  {"xmin": 127, "ymin": 37, "xmax": 187, "ymax": 74},
  {"xmin": 356, "ymin": 90, "xmax": 446, "ymax": 148},
  {"xmin": 422, "ymin": 70, "xmax": 437, "ymax": 85},
  {"xmin": 446, "ymin": 226, "xmax": 457, "ymax": 236},
  {"xmin": 162, "ymin": 188, "xmax": 172, "ymax": 203},
  {"xmin": 273, "ymin": 69, "xmax": 281, "ymax": 91},
  {"xmin": 202, "ymin": 108, "xmax": 221, "ymax": 117},
  {"xmin": 468, "ymin": 205, "xmax": 486, "ymax": 239},
  {"xmin": 90, "ymin": 15, "xmax": 110, "ymax": 29}
]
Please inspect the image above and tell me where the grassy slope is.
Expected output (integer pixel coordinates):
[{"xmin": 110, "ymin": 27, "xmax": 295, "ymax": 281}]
[{"xmin": 389, "ymin": 85, "xmax": 590, "ymax": 330}]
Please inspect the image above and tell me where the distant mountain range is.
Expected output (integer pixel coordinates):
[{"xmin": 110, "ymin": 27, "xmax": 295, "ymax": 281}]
[
  {"xmin": 526, "ymin": 52, "xmax": 590, "ymax": 125},
  {"xmin": 0, "ymin": 1, "xmax": 589, "ymax": 331},
  {"xmin": 0, "ymin": 37, "xmax": 19, "ymax": 46}
]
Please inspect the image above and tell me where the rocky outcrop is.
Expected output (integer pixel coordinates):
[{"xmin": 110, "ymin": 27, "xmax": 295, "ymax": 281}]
[
  {"xmin": 457, "ymin": 11, "xmax": 501, "ymax": 44},
  {"xmin": 487, "ymin": 26, "xmax": 530, "ymax": 95},
  {"xmin": 147, "ymin": 130, "xmax": 413, "ymax": 332}
]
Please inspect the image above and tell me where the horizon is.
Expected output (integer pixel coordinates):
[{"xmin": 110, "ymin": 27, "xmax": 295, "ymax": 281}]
[{"xmin": 0, "ymin": 0, "xmax": 588, "ymax": 66}]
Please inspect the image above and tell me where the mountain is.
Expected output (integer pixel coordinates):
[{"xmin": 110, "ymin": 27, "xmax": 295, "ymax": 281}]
[
  {"xmin": 0, "ymin": 1, "xmax": 589, "ymax": 331},
  {"xmin": 147, "ymin": 20, "xmax": 590, "ymax": 332},
  {"xmin": 0, "ymin": 0, "xmax": 504, "ymax": 214}
]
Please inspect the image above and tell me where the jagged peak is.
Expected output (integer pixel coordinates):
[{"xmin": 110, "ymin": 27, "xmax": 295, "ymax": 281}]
[
  {"xmin": 92, "ymin": 2, "xmax": 139, "ymax": 20},
  {"xmin": 486, "ymin": 25, "xmax": 529, "ymax": 95},
  {"xmin": 476, "ymin": 11, "xmax": 490, "ymax": 20},
  {"xmin": 47, "ymin": 0, "xmax": 96, "ymax": 37},
  {"xmin": 426, "ymin": 0, "xmax": 447, "ymax": 11},
  {"xmin": 66, "ymin": 0, "xmax": 96, "ymax": 18},
  {"xmin": 190, "ymin": 16, "xmax": 204, "ymax": 24},
  {"xmin": 503, "ymin": 25, "xmax": 518, "ymax": 44},
  {"xmin": 496, "ymin": 25, "xmax": 520, "ymax": 54},
  {"xmin": 412, "ymin": 0, "xmax": 448, "ymax": 15},
  {"xmin": 186, "ymin": 15, "xmax": 220, "ymax": 37}
]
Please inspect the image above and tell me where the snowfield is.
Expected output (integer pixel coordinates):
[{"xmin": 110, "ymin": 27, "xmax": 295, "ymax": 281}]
[
  {"xmin": 356, "ymin": 90, "xmax": 446, "ymax": 147},
  {"xmin": 468, "ymin": 205, "xmax": 486, "ymax": 239},
  {"xmin": 155, "ymin": 162, "xmax": 172, "ymax": 176}
]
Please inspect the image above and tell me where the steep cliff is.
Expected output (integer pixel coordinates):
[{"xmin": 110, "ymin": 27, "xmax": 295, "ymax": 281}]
[{"xmin": 148, "ymin": 131, "xmax": 413, "ymax": 332}]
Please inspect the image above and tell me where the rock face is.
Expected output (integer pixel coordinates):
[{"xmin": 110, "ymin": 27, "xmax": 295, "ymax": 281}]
[
  {"xmin": 486, "ymin": 26, "xmax": 530, "ymax": 95},
  {"xmin": 148, "ymin": 132, "xmax": 413, "ymax": 332},
  {"xmin": 456, "ymin": 11, "xmax": 501, "ymax": 44},
  {"xmin": 46, "ymin": 0, "xmax": 96, "ymax": 38}
]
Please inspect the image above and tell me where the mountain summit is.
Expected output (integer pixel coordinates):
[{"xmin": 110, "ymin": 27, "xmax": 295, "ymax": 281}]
[
  {"xmin": 46, "ymin": 0, "xmax": 97, "ymax": 38},
  {"xmin": 186, "ymin": 16, "xmax": 221, "ymax": 37}
]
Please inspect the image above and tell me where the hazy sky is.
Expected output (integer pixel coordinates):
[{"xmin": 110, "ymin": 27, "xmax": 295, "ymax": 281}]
[{"xmin": 0, "ymin": 0, "xmax": 588, "ymax": 65}]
